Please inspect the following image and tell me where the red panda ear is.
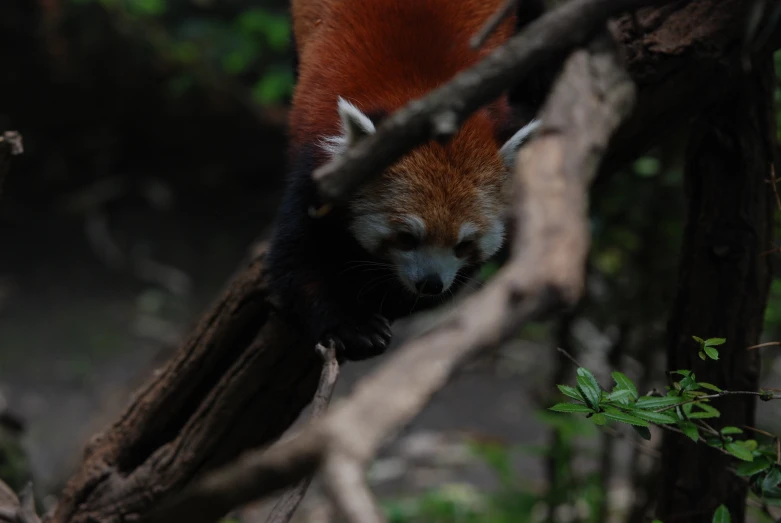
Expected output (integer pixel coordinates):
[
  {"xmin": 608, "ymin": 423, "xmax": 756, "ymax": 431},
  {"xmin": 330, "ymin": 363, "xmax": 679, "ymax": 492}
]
[
  {"xmin": 499, "ymin": 118, "xmax": 541, "ymax": 170},
  {"xmin": 321, "ymin": 97, "xmax": 378, "ymax": 157},
  {"xmin": 337, "ymin": 97, "xmax": 376, "ymax": 146}
]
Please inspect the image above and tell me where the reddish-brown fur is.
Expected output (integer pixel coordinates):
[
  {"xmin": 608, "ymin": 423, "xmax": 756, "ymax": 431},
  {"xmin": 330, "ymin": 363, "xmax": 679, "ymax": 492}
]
[
  {"xmin": 290, "ymin": 0, "xmax": 514, "ymax": 145},
  {"xmin": 290, "ymin": 0, "xmax": 516, "ymax": 242}
]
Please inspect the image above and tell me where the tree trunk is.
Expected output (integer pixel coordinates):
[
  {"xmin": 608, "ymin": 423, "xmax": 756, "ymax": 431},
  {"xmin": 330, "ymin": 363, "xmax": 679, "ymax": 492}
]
[{"xmin": 656, "ymin": 55, "xmax": 776, "ymax": 522}]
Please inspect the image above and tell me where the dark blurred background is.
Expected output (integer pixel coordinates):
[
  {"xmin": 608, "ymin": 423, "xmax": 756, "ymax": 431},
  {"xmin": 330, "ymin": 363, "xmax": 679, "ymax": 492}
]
[{"xmin": 1, "ymin": 1, "xmax": 781, "ymax": 522}]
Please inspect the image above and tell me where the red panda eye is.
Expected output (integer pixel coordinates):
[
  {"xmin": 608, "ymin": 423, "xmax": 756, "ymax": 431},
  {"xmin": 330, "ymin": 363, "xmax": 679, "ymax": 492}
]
[
  {"xmin": 454, "ymin": 239, "xmax": 476, "ymax": 258},
  {"xmin": 395, "ymin": 232, "xmax": 420, "ymax": 251}
]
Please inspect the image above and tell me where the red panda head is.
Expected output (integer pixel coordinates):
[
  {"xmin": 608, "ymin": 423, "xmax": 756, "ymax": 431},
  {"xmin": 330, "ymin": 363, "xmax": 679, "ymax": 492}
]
[{"xmin": 322, "ymin": 97, "xmax": 539, "ymax": 297}]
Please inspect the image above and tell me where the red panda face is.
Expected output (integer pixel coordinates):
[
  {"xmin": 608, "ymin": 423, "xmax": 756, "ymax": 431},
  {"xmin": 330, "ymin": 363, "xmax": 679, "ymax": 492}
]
[{"xmin": 322, "ymin": 98, "xmax": 539, "ymax": 296}]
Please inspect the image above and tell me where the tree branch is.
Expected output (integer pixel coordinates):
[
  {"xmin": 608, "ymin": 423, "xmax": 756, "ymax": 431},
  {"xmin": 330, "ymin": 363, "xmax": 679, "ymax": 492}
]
[
  {"xmin": 142, "ymin": 29, "xmax": 637, "ymax": 523},
  {"xmin": 264, "ymin": 343, "xmax": 340, "ymax": 523}
]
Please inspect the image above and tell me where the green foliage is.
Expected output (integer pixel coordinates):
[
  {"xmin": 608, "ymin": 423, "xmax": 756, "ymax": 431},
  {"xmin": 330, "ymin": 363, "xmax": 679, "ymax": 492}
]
[
  {"xmin": 66, "ymin": 0, "xmax": 294, "ymax": 104},
  {"xmin": 693, "ymin": 336, "xmax": 725, "ymax": 361},
  {"xmin": 712, "ymin": 504, "xmax": 731, "ymax": 523},
  {"xmin": 550, "ymin": 336, "xmax": 781, "ymax": 514}
]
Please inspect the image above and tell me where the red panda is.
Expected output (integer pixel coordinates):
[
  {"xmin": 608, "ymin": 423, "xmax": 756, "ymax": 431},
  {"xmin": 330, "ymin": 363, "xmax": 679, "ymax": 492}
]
[{"xmin": 268, "ymin": 0, "xmax": 540, "ymax": 361}]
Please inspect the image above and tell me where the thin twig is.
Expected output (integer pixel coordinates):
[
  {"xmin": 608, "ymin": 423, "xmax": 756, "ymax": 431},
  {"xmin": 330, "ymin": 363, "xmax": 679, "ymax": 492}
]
[
  {"xmin": 265, "ymin": 343, "xmax": 340, "ymax": 523},
  {"xmin": 470, "ymin": 0, "xmax": 518, "ymax": 49},
  {"xmin": 746, "ymin": 341, "xmax": 781, "ymax": 350},
  {"xmin": 657, "ymin": 390, "xmax": 781, "ymax": 413},
  {"xmin": 556, "ymin": 346, "xmax": 584, "ymax": 368}
]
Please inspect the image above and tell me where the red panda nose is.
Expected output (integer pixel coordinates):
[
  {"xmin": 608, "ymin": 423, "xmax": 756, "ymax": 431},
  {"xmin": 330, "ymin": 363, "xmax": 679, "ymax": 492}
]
[{"xmin": 415, "ymin": 274, "xmax": 444, "ymax": 295}]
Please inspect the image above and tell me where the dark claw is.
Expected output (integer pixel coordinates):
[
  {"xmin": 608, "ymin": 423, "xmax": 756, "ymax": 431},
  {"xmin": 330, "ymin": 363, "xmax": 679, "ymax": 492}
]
[{"xmin": 327, "ymin": 313, "xmax": 392, "ymax": 361}]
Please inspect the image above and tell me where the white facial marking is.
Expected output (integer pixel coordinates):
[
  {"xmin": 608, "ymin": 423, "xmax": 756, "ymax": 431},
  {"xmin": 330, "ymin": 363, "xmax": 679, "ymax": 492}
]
[
  {"xmin": 499, "ymin": 118, "xmax": 541, "ymax": 169},
  {"xmin": 320, "ymin": 97, "xmax": 376, "ymax": 157},
  {"xmin": 392, "ymin": 246, "xmax": 463, "ymax": 295},
  {"xmin": 479, "ymin": 218, "xmax": 505, "ymax": 260},
  {"xmin": 401, "ymin": 214, "xmax": 426, "ymax": 239},
  {"xmin": 350, "ymin": 213, "xmax": 391, "ymax": 252},
  {"xmin": 458, "ymin": 222, "xmax": 479, "ymax": 243}
]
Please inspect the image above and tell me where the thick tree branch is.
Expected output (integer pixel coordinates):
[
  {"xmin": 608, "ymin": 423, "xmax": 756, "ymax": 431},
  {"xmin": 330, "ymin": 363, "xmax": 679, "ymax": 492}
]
[{"xmin": 142, "ymin": 30, "xmax": 636, "ymax": 523}]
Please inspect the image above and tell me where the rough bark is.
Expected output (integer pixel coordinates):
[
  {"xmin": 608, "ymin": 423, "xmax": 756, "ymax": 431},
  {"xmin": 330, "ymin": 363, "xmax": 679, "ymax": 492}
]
[
  {"xmin": 606, "ymin": 0, "xmax": 775, "ymax": 171},
  {"xmin": 656, "ymin": 55, "xmax": 776, "ymax": 522},
  {"xmin": 47, "ymin": 1, "xmax": 777, "ymax": 522}
]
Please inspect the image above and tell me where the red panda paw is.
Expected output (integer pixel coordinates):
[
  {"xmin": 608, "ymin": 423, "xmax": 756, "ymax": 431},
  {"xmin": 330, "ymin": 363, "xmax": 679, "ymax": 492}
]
[{"xmin": 327, "ymin": 313, "xmax": 392, "ymax": 362}]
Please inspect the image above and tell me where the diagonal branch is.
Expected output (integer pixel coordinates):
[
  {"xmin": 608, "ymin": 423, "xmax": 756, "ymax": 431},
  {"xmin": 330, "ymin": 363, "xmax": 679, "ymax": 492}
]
[{"xmin": 142, "ymin": 28, "xmax": 637, "ymax": 523}]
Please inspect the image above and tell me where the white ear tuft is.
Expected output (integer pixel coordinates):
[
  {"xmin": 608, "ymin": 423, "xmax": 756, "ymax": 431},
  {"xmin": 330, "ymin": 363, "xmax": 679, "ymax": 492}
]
[
  {"xmin": 338, "ymin": 97, "xmax": 376, "ymax": 145},
  {"xmin": 320, "ymin": 97, "xmax": 377, "ymax": 157},
  {"xmin": 499, "ymin": 118, "xmax": 541, "ymax": 169}
]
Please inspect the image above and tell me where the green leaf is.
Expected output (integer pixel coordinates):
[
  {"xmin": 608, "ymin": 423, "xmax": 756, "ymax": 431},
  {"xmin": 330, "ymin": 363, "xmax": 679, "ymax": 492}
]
[
  {"xmin": 678, "ymin": 421, "xmax": 700, "ymax": 442},
  {"xmin": 671, "ymin": 370, "xmax": 692, "ymax": 377},
  {"xmin": 735, "ymin": 457, "xmax": 772, "ymax": 476},
  {"xmin": 603, "ymin": 408, "xmax": 649, "ymax": 427},
  {"xmin": 704, "ymin": 346, "xmax": 720, "ymax": 360},
  {"xmin": 680, "ymin": 375, "xmax": 698, "ymax": 391},
  {"xmin": 634, "ymin": 396, "xmax": 686, "ymax": 409},
  {"xmin": 576, "ymin": 368, "xmax": 602, "ymax": 410},
  {"xmin": 606, "ymin": 389, "xmax": 635, "ymax": 403},
  {"xmin": 692, "ymin": 336, "xmax": 705, "ymax": 344},
  {"xmin": 557, "ymin": 385, "xmax": 584, "ymax": 401},
  {"xmin": 762, "ymin": 467, "xmax": 781, "ymax": 492},
  {"xmin": 591, "ymin": 413, "xmax": 607, "ymax": 425},
  {"xmin": 633, "ymin": 409, "xmax": 679, "ymax": 424},
  {"xmin": 699, "ymin": 382, "xmax": 723, "ymax": 392},
  {"xmin": 688, "ymin": 404, "xmax": 721, "ymax": 419},
  {"xmin": 721, "ymin": 426, "xmax": 743, "ymax": 435},
  {"xmin": 549, "ymin": 403, "xmax": 593, "ymax": 413},
  {"xmin": 726, "ymin": 442, "xmax": 755, "ymax": 462},
  {"xmin": 705, "ymin": 338, "xmax": 726, "ymax": 346},
  {"xmin": 611, "ymin": 371, "xmax": 638, "ymax": 399},
  {"xmin": 632, "ymin": 425, "xmax": 652, "ymax": 441},
  {"xmin": 633, "ymin": 156, "xmax": 660, "ymax": 177},
  {"xmin": 699, "ymin": 351, "xmax": 707, "ymax": 361},
  {"xmin": 712, "ymin": 504, "xmax": 731, "ymax": 523}
]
